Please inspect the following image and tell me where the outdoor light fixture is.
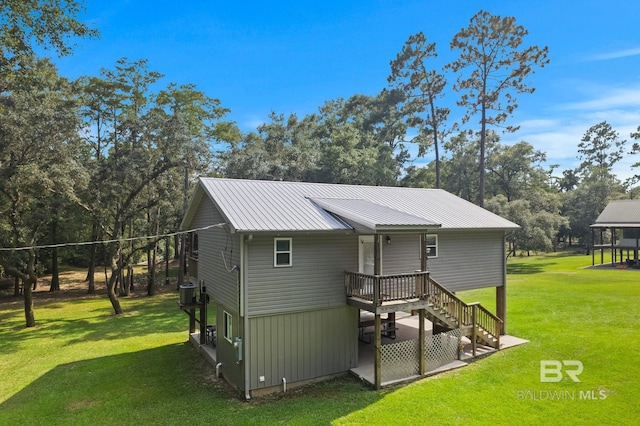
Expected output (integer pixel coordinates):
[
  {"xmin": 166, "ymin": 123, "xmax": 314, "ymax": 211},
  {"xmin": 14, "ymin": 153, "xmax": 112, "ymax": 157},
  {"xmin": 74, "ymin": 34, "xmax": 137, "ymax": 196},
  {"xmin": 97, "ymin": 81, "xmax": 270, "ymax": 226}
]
[{"xmin": 386, "ymin": 235, "xmax": 391, "ymax": 245}]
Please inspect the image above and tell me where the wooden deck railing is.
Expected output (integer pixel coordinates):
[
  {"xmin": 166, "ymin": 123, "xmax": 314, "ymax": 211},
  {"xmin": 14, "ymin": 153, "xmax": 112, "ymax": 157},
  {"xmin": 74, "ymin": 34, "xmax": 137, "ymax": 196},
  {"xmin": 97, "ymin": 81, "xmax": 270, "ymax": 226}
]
[
  {"xmin": 469, "ymin": 302, "xmax": 502, "ymax": 344},
  {"xmin": 345, "ymin": 271, "xmax": 502, "ymax": 348},
  {"xmin": 344, "ymin": 271, "xmax": 429, "ymax": 305},
  {"xmin": 427, "ymin": 276, "xmax": 501, "ymax": 348}
]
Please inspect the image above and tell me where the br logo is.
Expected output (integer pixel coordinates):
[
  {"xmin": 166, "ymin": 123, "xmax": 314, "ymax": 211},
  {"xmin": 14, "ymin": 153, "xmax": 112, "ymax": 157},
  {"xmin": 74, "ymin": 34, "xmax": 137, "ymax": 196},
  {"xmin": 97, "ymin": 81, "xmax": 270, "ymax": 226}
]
[{"xmin": 540, "ymin": 360, "xmax": 583, "ymax": 383}]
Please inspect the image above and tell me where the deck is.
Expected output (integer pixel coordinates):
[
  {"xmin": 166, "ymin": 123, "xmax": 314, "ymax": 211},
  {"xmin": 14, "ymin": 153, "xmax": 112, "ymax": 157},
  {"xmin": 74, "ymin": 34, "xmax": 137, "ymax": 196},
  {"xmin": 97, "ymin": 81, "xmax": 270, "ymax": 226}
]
[
  {"xmin": 345, "ymin": 271, "xmax": 433, "ymax": 314},
  {"xmin": 351, "ymin": 312, "xmax": 528, "ymax": 387}
]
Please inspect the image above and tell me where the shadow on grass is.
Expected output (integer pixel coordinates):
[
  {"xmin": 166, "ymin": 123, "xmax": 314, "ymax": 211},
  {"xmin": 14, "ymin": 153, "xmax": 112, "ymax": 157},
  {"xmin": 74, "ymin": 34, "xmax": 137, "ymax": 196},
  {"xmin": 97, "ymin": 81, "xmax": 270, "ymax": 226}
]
[
  {"xmin": 506, "ymin": 262, "xmax": 555, "ymax": 274},
  {"xmin": 0, "ymin": 344, "xmax": 381, "ymax": 425},
  {"xmin": 0, "ymin": 293, "xmax": 189, "ymax": 355}
]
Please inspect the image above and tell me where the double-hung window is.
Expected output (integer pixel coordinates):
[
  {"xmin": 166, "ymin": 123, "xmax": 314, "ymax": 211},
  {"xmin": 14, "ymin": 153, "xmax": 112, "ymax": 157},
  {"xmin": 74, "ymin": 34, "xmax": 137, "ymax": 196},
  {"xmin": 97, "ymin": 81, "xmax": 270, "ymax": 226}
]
[
  {"xmin": 274, "ymin": 238, "xmax": 292, "ymax": 267},
  {"xmin": 425, "ymin": 234, "xmax": 438, "ymax": 258}
]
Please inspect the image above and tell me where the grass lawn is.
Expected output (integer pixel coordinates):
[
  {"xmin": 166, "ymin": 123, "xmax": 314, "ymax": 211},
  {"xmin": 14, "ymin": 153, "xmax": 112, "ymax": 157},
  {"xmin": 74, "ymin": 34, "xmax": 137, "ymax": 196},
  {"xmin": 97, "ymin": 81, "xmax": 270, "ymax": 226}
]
[{"xmin": 0, "ymin": 252, "xmax": 638, "ymax": 425}]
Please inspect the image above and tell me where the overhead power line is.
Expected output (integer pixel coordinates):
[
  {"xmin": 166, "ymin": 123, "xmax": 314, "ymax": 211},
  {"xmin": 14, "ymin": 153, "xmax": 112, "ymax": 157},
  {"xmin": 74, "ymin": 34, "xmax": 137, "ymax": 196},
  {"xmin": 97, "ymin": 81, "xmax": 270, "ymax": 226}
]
[{"xmin": 0, "ymin": 223, "xmax": 226, "ymax": 252}]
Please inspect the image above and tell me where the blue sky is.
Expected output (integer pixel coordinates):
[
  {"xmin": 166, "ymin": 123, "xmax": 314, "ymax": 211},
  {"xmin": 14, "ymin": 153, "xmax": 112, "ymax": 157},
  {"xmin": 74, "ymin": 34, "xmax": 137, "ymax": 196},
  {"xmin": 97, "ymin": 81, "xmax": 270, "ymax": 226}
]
[{"xmin": 52, "ymin": 0, "xmax": 640, "ymax": 181}]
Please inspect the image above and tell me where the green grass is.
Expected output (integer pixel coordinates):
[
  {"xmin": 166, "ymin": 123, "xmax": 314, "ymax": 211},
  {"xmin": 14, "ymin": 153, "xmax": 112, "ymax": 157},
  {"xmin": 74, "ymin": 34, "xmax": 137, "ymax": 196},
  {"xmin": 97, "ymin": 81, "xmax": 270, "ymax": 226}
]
[{"xmin": 1, "ymin": 252, "xmax": 638, "ymax": 425}]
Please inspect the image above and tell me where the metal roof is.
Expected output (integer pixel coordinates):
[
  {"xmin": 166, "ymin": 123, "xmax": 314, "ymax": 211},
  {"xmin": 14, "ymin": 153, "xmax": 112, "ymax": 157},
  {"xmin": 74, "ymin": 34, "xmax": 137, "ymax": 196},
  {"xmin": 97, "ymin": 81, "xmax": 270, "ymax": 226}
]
[
  {"xmin": 185, "ymin": 178, "xmax": 520, "ymax": 233},
  {"xmin": 310, "ymin": 197, "xmax": 440, "ymax": 232},
  {"xmin": 592, "ymin": 200, "xmax": 640, "ymax": 228}
]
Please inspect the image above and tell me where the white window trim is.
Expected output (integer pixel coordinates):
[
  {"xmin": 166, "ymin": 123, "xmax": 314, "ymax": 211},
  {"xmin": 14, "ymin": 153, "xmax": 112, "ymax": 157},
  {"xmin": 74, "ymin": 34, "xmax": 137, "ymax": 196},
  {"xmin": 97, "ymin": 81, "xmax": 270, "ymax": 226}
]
[
  {"xmin": 274, "ymin": 237, "xmax": 292, "ymax": 267},
  {"xmin": 223, "ymin": 311, "xmax": 233, "ymax": 343},
  {"xmin": 426, "ymin": 234, "xmax": 438, "ymax": 258}
]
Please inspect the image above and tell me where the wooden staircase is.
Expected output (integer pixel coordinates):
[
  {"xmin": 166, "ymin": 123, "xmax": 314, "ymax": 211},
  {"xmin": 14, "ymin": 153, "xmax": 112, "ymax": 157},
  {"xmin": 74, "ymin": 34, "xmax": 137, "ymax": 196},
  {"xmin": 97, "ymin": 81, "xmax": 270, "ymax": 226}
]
[
  {"xmin": 344, "ymin": 270, "xmax": 502, "ymax": 349},
  {"xmin": 423, "ymin": 276, "xmax": 502, "ymax": 349}
]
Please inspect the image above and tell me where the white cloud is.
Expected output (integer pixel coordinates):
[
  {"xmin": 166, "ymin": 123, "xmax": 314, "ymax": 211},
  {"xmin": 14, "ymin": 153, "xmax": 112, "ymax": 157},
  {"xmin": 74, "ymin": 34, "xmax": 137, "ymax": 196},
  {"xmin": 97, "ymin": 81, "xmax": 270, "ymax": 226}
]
[
  {"xmin": 562, "ymin": 87, "xmax": 640, "ymax": 111},
  {"xmin": 590, "ymin": 47, "xmax": 640, "ymax": 61}
]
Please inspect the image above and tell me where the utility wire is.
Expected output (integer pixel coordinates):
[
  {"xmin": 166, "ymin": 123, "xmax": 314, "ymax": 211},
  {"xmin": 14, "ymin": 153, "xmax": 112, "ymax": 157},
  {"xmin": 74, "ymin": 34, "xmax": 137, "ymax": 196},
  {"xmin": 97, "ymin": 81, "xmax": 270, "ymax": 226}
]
[{"xmin": 0, "ymin": 223, "xmax": 226, "ymax": 252}]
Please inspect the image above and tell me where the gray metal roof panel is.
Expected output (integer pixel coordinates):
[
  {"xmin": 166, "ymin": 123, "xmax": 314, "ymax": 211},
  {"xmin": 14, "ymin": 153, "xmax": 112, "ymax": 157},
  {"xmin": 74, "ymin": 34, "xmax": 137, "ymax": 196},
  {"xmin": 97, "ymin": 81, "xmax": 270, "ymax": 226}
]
[
  {"xmin": 193, "ymin": 178, "xmax": 520, "ymax": 232},
  {"xmin": 310, "ymin": 197, "xmax": 440, "ymax": 231},
  {"xmin": 593, "ymin": 200, "xmax": 640, "ymax": 225}
]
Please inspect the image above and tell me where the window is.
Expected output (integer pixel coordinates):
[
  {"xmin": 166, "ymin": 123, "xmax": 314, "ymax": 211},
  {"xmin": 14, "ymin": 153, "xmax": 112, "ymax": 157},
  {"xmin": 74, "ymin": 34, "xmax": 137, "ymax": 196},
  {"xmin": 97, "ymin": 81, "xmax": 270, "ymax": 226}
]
[
  {"xmin": 274, "ymin": 238, "xmax": 292, "ymax": 267},
  {"xmin": 223, "ymin": 311, "xmax": 233, "ymax": 343},
  {"xmin": 190, "ymin": 233, "xmax": 199, "ymax": 258},
  {"xmin": 425, "ymin": 234, "xmax": 438, "ymax": 258}
]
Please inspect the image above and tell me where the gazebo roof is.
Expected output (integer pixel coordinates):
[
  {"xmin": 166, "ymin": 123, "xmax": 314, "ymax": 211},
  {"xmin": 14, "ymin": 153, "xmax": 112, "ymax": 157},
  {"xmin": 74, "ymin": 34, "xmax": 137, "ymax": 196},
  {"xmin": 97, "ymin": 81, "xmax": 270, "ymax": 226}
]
[{"xmin": 591, "ymin": 200, "xmax": 640, "ymax": 228}]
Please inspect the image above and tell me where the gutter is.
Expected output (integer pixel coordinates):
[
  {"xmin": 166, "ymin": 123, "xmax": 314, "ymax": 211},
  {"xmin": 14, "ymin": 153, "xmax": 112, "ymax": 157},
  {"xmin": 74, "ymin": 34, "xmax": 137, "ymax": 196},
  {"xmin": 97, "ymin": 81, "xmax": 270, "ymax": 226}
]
[{"xmin": 241, "ymin": 234, "xmax": 251, "ymax": 401}]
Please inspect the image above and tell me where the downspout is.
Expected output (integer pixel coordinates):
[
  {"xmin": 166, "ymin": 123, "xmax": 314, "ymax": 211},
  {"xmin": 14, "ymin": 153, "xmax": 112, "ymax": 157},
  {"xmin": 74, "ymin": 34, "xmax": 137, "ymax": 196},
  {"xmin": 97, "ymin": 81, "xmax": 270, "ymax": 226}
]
[
  {"xmin": 241, "ymin": 235, "xmax": 251, "ymax": 401},
  {"xmin": 501, "ymin": 230, "xmax": 507, "ymax": 335}
]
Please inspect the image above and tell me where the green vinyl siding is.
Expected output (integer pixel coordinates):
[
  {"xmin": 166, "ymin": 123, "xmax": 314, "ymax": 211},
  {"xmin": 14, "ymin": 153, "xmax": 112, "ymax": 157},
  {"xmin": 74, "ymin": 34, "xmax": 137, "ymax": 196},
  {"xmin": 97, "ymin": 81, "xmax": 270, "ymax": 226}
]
[
  {"xmin": 248, "ymin": 306, "xmax": 358, "ymax": 390},
  {"xmin": 427, "ymin": 231, "xmax": 505, "ymax": 291},
  {"xmin": 246, "ymin": 233, "xmax": 357, "ymax": 316},
  {"xmin": 216, "ymin": 304, "xmax": 244, "ymax": 390},
  {"xmin": 376, "ymin": 231, "xmax": 505, "ymax": 292},
  {"xmin": 190, "ymin": 197, "xmax": 240, "ymax": 310}
]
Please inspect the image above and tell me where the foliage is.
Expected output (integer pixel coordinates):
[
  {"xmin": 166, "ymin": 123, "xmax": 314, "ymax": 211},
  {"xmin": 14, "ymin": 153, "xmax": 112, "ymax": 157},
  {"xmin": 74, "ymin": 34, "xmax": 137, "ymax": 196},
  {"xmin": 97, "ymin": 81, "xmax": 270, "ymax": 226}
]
[
  {"xmin": 486, "ymin": 192, "xmax": 566, "ymax": 255},
  {"xmin": 0, "ymin": 57, "xmax": 86, "ymax": 325},
  {"xmin": 388, "ymin": 32, "xmax": 451, "ymax": 188},
  {"xmin": 448, "ymin": 10, "xmax": 549, "ymax": 206},
  {"xmin": 577, "ymin": 121, "xmax": 626, "ymax": 183},
  {"xmin": 486, "ymin": 141, "xmax": 547, "ymax": 202},
  {"xmin": 0, "ymin": 0, "xmax": 97, "ymax": 71}
]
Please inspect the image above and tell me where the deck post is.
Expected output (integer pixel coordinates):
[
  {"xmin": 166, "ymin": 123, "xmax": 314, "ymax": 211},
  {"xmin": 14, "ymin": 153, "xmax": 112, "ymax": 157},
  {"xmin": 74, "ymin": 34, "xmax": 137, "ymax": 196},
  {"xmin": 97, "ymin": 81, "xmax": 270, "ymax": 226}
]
[
  {"xmin": 374, "ymin": 234, "xmax": 381, "ymax": 307},
  {"xmin": 188, "ymin": 307, "xmax": 196, "ymax": 333},
  {"xmin": 199, "ymin": 289, "xmax": 207, "ymax": 345},
  {"xmin": 591, "ymin": 228, "xmax": 595, "ymax": 266},
  {"xmin": 420, "ymin": 233, "xmax": 427, "ymax": 271},
  {"xmin": 496, "ymin": 284, "xmax": 506, "ymax": 335},
  {"xmin": 418, "ymin": 309, "xmax": 425, "ymax": 375},
  {"xmin": 471, "ymin": 306, "xmax": 477, "ymax": 356},
  {"xmin": 374, "ymin": 314, "xmax": 382, "ymax": 389}
]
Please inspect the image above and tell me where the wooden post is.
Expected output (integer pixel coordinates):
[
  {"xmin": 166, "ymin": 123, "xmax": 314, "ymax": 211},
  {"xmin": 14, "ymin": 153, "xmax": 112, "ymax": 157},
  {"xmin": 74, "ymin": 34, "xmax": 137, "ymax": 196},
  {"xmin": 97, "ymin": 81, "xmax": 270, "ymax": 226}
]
[
  {"xmin": 496, "ymin": 284, "xmax": 506, "ymax": 335},
  {"xmin": 420, "ymin": 233, "xmax": 427, "ymax": 271},
  {"xmin": 600, "ymin": 229, "xmax": 604, "ymax": 265},
  {"xmin": 189, "ymin": 308, "xmax": 196, "ymax": 334},
  {"xmin": 374, "ymin": 234, "xmax": 381, "ymax": 275},
  {"xmin": 591, "ymin": 228, "xmax": 595, "ymax": 266},
  {"xmin": 374, "ymin": 234, "xmax": 381, "ymax": 307},
  {"xmin": 199, "ymin": 289, "xmax": 207, "ymax": 345},
  {"xmin": 374, "ymin": 313, "xmax": 382, "ymax": 389},
  {"xmin": 471, "ymin": 306, "xmax": 477, "ymax": 357},
  {"xmin": 611, "ymin": 227, "xmax": 615, "ymax": 266},
  {"xmin": 418, "ymin": 309, "xmax": 425, "ymax": 375}
]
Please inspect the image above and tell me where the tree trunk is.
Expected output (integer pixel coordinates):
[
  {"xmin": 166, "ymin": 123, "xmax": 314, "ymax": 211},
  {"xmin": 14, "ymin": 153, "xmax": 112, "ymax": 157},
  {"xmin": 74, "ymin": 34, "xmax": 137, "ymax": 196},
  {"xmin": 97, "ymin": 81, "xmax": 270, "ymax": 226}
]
[
  {"xmin": 49, "ymin": 219, "xmax": 60, "ymax": 292},
  {"xmin": 478, "ymin": 100, "xmax": 486, "ymax": 208},
  {"xmin": 14, "ymin": 276, "xmax": 20, "ymax": 296},
  {"xmin": 107, "ymin": 247, "xmax": 124, "ymax": 314},
  {"xmin": 23, "ymin": 283, "xmax": 36, "ymax": 327},
  {"xmin": 165, "ymin": 237, "xmax": 170, "ymax": 285},
  {"xmin": 49, "ymin": 247, "xmax": 60, "ymax": 292},
  {"xmin": 148, "ymin": 244, "xmax": 157, "ymax": 296},
  {"xmin": 177, "ymin": 233, "xmax": 186, "ymax": 290},
  {"xmin": 23, "ymin": 249, "xmax": 38, "ymax": 327},
  {"xmin": 173, "ymin": 235, "xmax": 180, "ymax": 259},
  {"xmin": 86, "ymin": 223, "xmax": 98, "ymax": 294}
]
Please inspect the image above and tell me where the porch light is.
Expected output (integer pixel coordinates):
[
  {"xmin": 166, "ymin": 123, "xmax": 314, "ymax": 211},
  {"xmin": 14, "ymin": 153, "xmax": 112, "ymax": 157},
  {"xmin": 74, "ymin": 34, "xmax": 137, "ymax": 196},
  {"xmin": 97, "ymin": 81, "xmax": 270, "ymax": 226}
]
[{"xmin": 386, "ymin": 235, "xmax": 391, "ymax": 245}]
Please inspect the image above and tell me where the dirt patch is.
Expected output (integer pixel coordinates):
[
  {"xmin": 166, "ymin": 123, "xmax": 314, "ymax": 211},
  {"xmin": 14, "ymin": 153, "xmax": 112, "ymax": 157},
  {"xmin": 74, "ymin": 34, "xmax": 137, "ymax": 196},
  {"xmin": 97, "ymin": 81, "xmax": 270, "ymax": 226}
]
[{"xmin": 0, "ymin": 261, "xmax": 180, "ymax": 302}]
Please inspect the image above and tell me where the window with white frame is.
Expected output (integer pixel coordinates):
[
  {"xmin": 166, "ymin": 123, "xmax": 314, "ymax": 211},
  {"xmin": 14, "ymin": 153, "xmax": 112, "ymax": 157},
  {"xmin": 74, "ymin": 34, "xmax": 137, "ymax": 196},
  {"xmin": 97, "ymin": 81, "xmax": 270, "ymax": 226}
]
[
  {"xmin": 274, "ymin": 237, "xmax": 292, "ymax": 267},
  {"xmin": 223, "ymin": 311, "xmax": 233, "ymax": 343},
  {"xmin": 425, "ymin": 234, "xmax": 438, "ymax": 258}
]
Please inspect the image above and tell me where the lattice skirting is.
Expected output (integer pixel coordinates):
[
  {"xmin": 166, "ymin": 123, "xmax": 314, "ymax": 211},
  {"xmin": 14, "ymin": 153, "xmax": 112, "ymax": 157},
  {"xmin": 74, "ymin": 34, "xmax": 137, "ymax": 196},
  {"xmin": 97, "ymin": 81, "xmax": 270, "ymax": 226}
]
[
  {"xmin": 380, "ymin": 329, "xmax": 461, "ymax": 383},
  {"xmin": 425, "ymin": 328, "xmax": 461, "ymax": 372},
  {"xmin": 381, "ymin": 339, "xmax": 420, "ymax": 382}
]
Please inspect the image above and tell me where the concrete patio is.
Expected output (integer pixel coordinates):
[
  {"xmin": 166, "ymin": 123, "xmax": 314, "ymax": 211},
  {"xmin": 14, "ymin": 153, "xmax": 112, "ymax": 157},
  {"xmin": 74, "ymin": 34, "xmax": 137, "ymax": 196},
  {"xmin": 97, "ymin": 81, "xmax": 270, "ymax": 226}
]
[{"xmin": 350, "ymin": 311, "xmax": 528, "ymax": 387}]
